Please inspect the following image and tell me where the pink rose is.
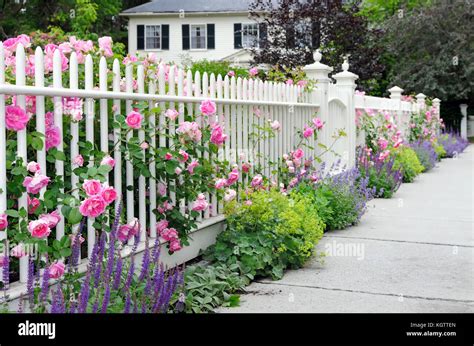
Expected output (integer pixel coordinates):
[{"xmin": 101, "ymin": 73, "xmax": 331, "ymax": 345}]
[
  {"xmin": 199, "ymin": 99, "xmax": 217, "ymax": 116},
  {"xmin": 27, "ymin": 161, "xmax": 41, "ymax": 173},
  {"xmin": 157, "ymin": 182, "xmax": 167, "ymax": 197},
  {"xmin": 73, "ymin": 154, "xmax": 84, "ymax": 167},
  {"xmin": 39, "ymin": 210, "xmax": 61, "ymax": 228},
  {"xmin": 303, "ymin": 126, "xmax": 314, "ymax": 138},
  {"xmin": 242, "ymin": 163, "xmax": 251, "ymax": 173},
  {"xmin": 23, "ymin": 173, "xmax": 50, "ymax": 194},
  {"xmin": 270, "ymin": 120, "xmax": 281, "ymax": 131},
  {"xmin": 0, "ymin": 214, "xmax": 8, "ymax": 231},
  {"xmin": 79, "ymin": 195, "xmax": 107, "ymax": 218},
  {"xmin": 28, "ymin": 219, "xmax": 51, "ymax": 239},
  {"xmin": 28, "ymin": 196, "xmax": 40, "ymax": 214},
  {"xmin": 177, "ymin": 121, "xmax": 202, "ymax": 143},
  {"xmin": 165, "ymin": 153, "xmax": 173, "ymax": 160},
  {"xmin": 192, "ymin": 193, "xmax": 208, "ymax": 211},
  {"xmin": 251, "ymin": 174, "xmax": 263, "ymax": 188},
  {"xmin": 312, "ymin": 117, "xmax": 324, "ymax": 129},
  {"xmin": 156, "ymin": 220, "xmax": 169, "ymax": 235},
  {"xmin": 11, "ymin": 244, "xmax": 27, "ymax": 258},
  {"xmin": 393, "ymin": 139, "xmax": 403, "ymax": 149},
  {"xmin": 45, "ymin": 126, "xmax": 61, "ymax": 151},
  {"xmin": 5, "ymin": 105, "xmax": 29, "ymax": 131},
  {"xmin": 140, "ymin": 142, "xmax": 149, "ymax": 150},
  {"xmin": 293, "ymin": 148, "xmax": 304, "ymax": 160},
  {"xmin": 117, "ymin": 218, "xmax": 140, "ymax": 242},
  {"xmin": 227, "ymin": 70, "xmax": 235, "ymax": 77},
  {"xmin": 297, "ymin": 80, "xmax": 308, "ymax": 87},
  {"xmin": 165, "ymin": 109, "xmax": 179, "ymax": 121},
  {"xmin": 378, "ymin": 150, "xmax": 390, "ymax": 162},
  {"xmin": 82, "ymin": 179, "xmax": 102, "ymax": 196},
  {"xmin": 378, "ymin": 138, "xmax": 388, "ymax": 150},
  {"xmin": 178, "ymin": 150, "xmax": 189, "ymax": 162},
  {"xmin": 98, "ymin": 36, "xmax": 113, "ymax": 57},
  {"xmin": 175, "ymin": 167, "xmax": 182, "ymax": 175},
  {"xmin": 286, "ymin": 79, "xmax": 294, "ymax": 85},
  {"xmin": 226, "ymin": 168, "xmax": 239, "ymax": 186},
  {"xmin": 100, "ymin": 155, "xmax": 115, "ymax": 168},
  {"xmin": 49, "ymin": 261, "xmax": 65, "ymax": 279},
  {"xmin": 161, "ymin": 227, "xmax": 178, "ymax": 241},
  {"xmin": 126, "ymin": 111, "xmax": 143, "ymax": 129},
  {"xmin": 187, "ymin": 160, "xmax": 199, "ymax": 174},
  {"xmin": 210, "ymin": 124, "xmax": 227, "ymax": 146},
  {"xmin": 224, "ymin": 189, "xmax": 237, "ymax": 202},
  {"xmin": 215, "ymin": 178, "xmax": 227, "ymax": 189},
  {"xmin": 101, "ymin": 186, "xmax": 117, "ymax": 205},
  {"xmin": 249, "ymin": 67, "xmax": 259, "ymax": 77},
  {"xmin": 169, "ymin": 238, "xmax": 182, "ymax": 252}
]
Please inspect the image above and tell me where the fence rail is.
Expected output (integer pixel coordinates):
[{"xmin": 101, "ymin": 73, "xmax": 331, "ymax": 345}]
[{"xmin": 0, "ymin": 44, "xmax": 439, "ymax": 294}]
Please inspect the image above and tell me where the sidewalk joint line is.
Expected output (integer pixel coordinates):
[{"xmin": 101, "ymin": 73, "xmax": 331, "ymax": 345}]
[{"xmin": 322, "ymin": 235, "xmax": 474, "ymax": 248}]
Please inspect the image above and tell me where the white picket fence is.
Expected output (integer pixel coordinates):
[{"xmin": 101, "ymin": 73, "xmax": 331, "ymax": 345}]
[{"xmin": 0, "ymin": 44, "xmax": 439, "ymax": 295}]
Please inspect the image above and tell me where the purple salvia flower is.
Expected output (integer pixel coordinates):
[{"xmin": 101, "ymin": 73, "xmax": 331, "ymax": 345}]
[
  {"xmin": 26, "ymin": 258, "xmax": 35, "ymax": 307},
  {"xmin": 39, "ymin": 266, "xmax": 50, "ymax": 304},
  {"xmin": 124, "ymin": 293, "xmax": 131, "ymax": 313},
  {"xmin": 112, "ymin": 256, "xmax": 123, "ymax": 291},
  {"xmin": 2, "ymin": 252, "xmax": 9, "ymax": 291},
  {"xmin": 70, "ymin": 217, "xmax": 86, "ymax": 270},
  {"xmin": 101, "ymin": 283, "xmax": 111, "ymax": 313}
]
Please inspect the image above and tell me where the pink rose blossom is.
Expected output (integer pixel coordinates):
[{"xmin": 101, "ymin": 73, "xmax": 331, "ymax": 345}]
[
  {"xmin": 118, "ymin": 218, "xmax": 140, "ymax": 242},
  {"xmin": 27, "ymin": 161, "xmax": 41, "ymax": 173},
  {"xmin": 82, "ymin": 179, "xmax": 102, "ymax": 196},
  {"xmin": 49, "ymin": 261, "xmax": 65, "ymax": 279},
  {"xmin": 122, "ymin": 54, "xmax": 138, "ymax": 65},
  {"xmin": 378, "ymin": 138, "xmax": 388, "ymax": 150},
  {"xmin": 157, "ymin": 182, "xmax": 167, "ymax": 197},
  {"xmin": 293, "ymin": 148, "xmax": 304, "ymax": 160},
  {"xmin": 161, "ymin": 227, "xmax": 178, "ymax": 241},
  {"xmin": 165, "ymin": 153, "xmax": 173, "ymax": 160},
  {"xmin": 242, "ymin": 163, "xmax": 251, "ymax": 173},
  {"xmin": 187, "ymin": 160, "xmax": 199, "ymax": 174},
  {"xmin": 169, "ymin": 238, "xmax": 182, "ymax": 252},
  {"xmin": 312, "ymin": 117, "xmax": 324, "ymax": 129},
  {"xmin": 79, "ymin": 195, "xmax": 107, "ymax": 218},
  {"xmin": 140, "ymin": 142, "xmax": 149, "ymax": 150},
  {"xmin": 215, "ymin": 178, "xmax": 227, "ymax": 190},
  {"xmin": 23, "ymin": 173, "xmax": 50, "ymax": 194},
  {"xmin": 156, "ymin": 220, "xmax": 169, "ymax": 235},
  {"xmin": 28, "ymin": 219, "xmax": 51, "ymax": 239},
  {"xmin": 175, "ymin": 167, "xmax": 182, "ymax": 175},
  {"xmin": 227, "ymin": 70, "xmax": 235, "ymax": 77},
  {"xmin": 11, "ymin": 244, "xmax": 27, "ymax": 258},
  {"xmin": 100, "ymin": 155, "xmax": 115, "ymax": 168},
  {"xmin": 199, "ymin": 99, "xmax": 217, "ymax": 116},
  {"xmin": 286, "ymin": 79, "xmax": 294, "ymax": 85},
  {"xmin": 126, "ymin": 110, "xmax": 143, "ymax": 129},
  {"xmin": 249, "ymin": 67, "xmax": 259, "ymax": 77},
  {"xmin": 226, "ymin": 168, "xmax": 239, "ymax": 186},
  {"xmin": 177, "ymin": 121, "xmax": 202, "ymax": 143},
  {"xmin": 165, "ymin": 109, "xmax": 179, "ymax": 121},
  {"xmin": 98, "ymin": 36, "xmax": 113, "ymax": 57},
  {"xmin": 73, "ymin": 154, "xmax": 84, "ymax": 167},
  {"xmin": 303, "ymin": 125, "xmax": 314, "ymax": 138},
  {"xmin": 224, "ymin": 189, "xmax": 237, "ymax": 202},
  {"xmin": 45, "ymin": 126, "xmax": 61, "ymax": 151},
  {"xmin": 270, "ymin": 120, "xmax": 281, "ymax": 131},
  {"xmin": 39, "ymin": 210, "xmax": 61, "ymax": 228},
  {"xmin": 178, "ymin": 150, "xmax": 189, "ymax": 162},
  {"xmin": 5, "ymin": 105, "xmax": 29, "ymax": 131},
  {"xmin": 101, "ymin": 186, "xmax": 117, "ymax": 205},
  {"xmin": 0, "ymin": 214, "xmax": 8, "ymax": 231},
  {"xmin": 210, "ymin": 124, "xmax": 227, "ymax": 146},
  {"xmin": 192, "ymin": 193, "xmax": 208, "ymax": 211},
  {"xmin": 297, "ymin": 80, "xmax": 308, "ymax": 88},
  {"xmin": 378, "ymin": 150, "xmax": 390, "ymax": 161},
  {"xmin": 28, "ymin": 196, "xmax": 40, "ymax": 214},
  {"xmin": 251, "ymin": 174, "xmax": 263, "ymax": 188}
]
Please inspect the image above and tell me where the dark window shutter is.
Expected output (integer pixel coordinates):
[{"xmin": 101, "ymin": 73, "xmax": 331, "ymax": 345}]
[
  {"xmin": 311, "ymin": 21, "xmax": 320, "ymax": 49},
  {"xmin": 286, "ymin": 25, "xmax": 295, "ymax": 48},
  {"xmin": 137, "ymin": 25, "xmax": 145, "ymax": 50},
  {"xmin": 162, "ymin": 24, "xmax": 170, "ymax": 50},
  {"xmin": 182, "ymin": 24, "xmax": 190, "ymax": 50},
  {"xmin": 207, "ymin": 24, "xmax": 215, "ymax": 49},
  {"xmin": 258, "ymin": 23, "xmax": 267, "ymax": 48},
  {"xmin": 234, "ymin": 23, "xmax": 242, "ymax": 49}
]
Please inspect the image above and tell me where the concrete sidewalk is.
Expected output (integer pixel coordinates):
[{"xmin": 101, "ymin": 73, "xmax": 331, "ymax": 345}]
[{"xmin": 218, "ymin": 145, "xmax": 474, "ymax": 313}]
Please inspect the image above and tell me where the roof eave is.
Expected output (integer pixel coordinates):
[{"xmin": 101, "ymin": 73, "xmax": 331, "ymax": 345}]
[{"xmin": 119, "ymin": 11, "xmax": 250, "ymax": 17}]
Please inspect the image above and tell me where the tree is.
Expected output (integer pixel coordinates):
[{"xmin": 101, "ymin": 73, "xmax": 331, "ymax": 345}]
[
  {"xmin": 358, "ymin": 0, "xmax": 433, "ymax": 24},
  {"xmin": 383, "ymin": 0, "xmax": 473, "ymax": 117},
  {"xmin": 249, "ymin": 0, "xmax": 386, "ymax": 93}
]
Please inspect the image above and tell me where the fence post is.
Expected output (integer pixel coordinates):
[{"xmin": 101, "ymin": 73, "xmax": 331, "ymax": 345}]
[
  {"xmin": 332, "ymin": 58, "xmax": 358, "ymax": 168},
  {"xmin": 416, "ymin": 93, "xmax": 426, "ymax": 112},
  {"xmin": 389, "ymin": 86, "xmax": 404, "ymax": 134},
  {"xmin": 460, "ymin": 104, "xmax": 468, "ymax": 139},
  {"xmin": 432, "ymin": 98, "xmax": 441, "ymax": 135},
  {"xmin": 303, "ymin": 50, "xmax": 333, "ymax": 158}
]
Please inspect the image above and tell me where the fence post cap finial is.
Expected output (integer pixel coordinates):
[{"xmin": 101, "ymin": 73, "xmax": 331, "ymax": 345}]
[
  {"xmin": 416, "ymin": 93, "xmax": 426, "ymax": 99},
  {"xmin": 388, "ymin": 86, "xmax": 404, "ymax": 93},
  {"xmin": 314, "ymin": 49, "xmax": 322, "ymax": 63},
  {"xmin": 342, "ymin": 57, "xmax": 349, "ymax": 72},
  {"xmin": 432, "ymin": 97, "xmax": 441, "ymax": 103}
]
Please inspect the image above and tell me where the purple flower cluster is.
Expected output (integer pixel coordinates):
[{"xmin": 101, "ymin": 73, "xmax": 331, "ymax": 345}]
[
  {"xmin": 438, "ymin": 132, "xmax": 469, "ymax": 157},
  {"xmin": 357, "ymin": 148, "xmax": 403, "ymax": 198},
  {"xmin": 410, "ymin": 140, "xmax": 438, "ymax": 171},
  {"xmin": 24, "ymin": 200, "xmax": 183, "ymax": 313}
]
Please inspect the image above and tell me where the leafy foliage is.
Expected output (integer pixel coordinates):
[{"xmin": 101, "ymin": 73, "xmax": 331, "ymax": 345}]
[
  {"xmin": 392, "ymin": 146, "xmax": 424, "ymax": 182},
  {"xmin": 185, "ymin": 59, "xmax": 249, "ymax": 79},
  {"xmin": 205, "ymin": 189, "xmax": 325, "ymax": 280}
]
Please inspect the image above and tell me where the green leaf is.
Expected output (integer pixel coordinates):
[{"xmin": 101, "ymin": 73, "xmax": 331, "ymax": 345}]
[
  {"xmin": 60, "ymin": 248, "xmax": 72, "ymax": 258},
  {"xmin": 5, "ymin": 209, "xmax": 19, "ymax": 218},
  {"xmin": 54, "ymin": 151, "xmax": 67, "ymax": 161},
  {"xmin": 67, "ymin": 208, "xmax": 83, "ymax": 225}
]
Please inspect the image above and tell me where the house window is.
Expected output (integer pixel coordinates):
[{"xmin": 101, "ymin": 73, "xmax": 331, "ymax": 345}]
[
  {"xmin": 191, "ymin": 24, "xmax": 207, "ymax": 49},
  {"xmin": 242, "ymin": 23, "xmax": 259, "ymax": 48},
  {"xmin": 145, "ymin": 25, "xmax": 161, "ymax": 50}
]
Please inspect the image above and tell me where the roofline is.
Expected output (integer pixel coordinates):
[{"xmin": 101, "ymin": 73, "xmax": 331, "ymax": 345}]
[{"xmin": 119, "ymin": 11, "xmax": 250, "ymax": 17}]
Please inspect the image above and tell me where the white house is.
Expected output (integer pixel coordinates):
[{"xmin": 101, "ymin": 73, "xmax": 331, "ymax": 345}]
[{"xmin": 120, "ymin": 0, "xmax": 269, "ymax": 65}]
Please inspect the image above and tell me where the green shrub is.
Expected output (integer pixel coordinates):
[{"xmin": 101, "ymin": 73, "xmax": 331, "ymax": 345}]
[
  {"xmin": 186, "ymin": 59, "xmax": 249, "ymax": 79},
  {"xmin": 171, "ymin": 263, "xmax": 248, "ymax": 313},
  {"xmin": 205, "ymin": 189, "xmax": 325, "ymax": 280},
  {"xmin": 433, "ymin": 141, "xmax": 446, "ymax": 160},
  {"xmin": 392, "ymin": 146, "xmax": 424, "ymax": 182}
]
